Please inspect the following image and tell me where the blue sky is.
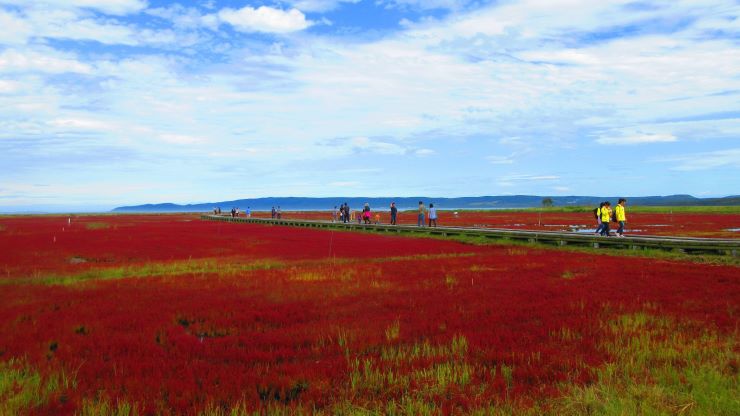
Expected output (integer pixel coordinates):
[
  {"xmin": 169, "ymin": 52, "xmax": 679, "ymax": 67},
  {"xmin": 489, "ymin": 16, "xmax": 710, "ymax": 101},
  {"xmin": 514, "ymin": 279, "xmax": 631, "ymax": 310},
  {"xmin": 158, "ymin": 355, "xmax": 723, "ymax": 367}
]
[{"xmin": 0, "ymin": 0, "xmax": 738, "ymax": 210}]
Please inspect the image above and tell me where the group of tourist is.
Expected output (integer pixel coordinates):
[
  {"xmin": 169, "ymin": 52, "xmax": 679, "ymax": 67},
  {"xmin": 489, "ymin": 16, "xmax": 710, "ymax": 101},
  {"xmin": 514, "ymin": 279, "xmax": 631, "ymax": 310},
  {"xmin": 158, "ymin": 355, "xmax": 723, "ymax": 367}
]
[
  {"xmin": 213, "ymin": 207, "xmax": 252, "ymax": 218},
  {"xmin": 333, "ymin": 203, "xmax": 380, "ymax": 224},
  {"xmin": 271, "ymin": 206, "xmax": 282, "ymax": 219},
  {"xmin": 595, "ymin": 199, "xmax": 627, "ymax": 237},
  {"xmin": 213, "ymin": 200, "xmax": 627, "ymax": 237},
  {"xmin": 332, "ymin": 201, "xmax": 439, "ymax": 227}
]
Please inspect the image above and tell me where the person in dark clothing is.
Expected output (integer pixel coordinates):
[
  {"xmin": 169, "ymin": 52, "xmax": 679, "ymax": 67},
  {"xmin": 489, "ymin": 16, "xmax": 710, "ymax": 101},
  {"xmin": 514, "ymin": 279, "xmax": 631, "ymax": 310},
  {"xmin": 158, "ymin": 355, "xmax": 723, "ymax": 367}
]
[
  {"xmin": 362, "ymin": 203, "xmax": 371, "ymax": 224},
  {"xmin": 594, "ymin": 201, "xmax": 606, "ymax": 235},
  {"xmin": 390, "ymin": 202, "xmax": 398, "ymax": 225},
  {"xmin": 271, "ymin": 206, "xmax": 276, "ymax": 219}
]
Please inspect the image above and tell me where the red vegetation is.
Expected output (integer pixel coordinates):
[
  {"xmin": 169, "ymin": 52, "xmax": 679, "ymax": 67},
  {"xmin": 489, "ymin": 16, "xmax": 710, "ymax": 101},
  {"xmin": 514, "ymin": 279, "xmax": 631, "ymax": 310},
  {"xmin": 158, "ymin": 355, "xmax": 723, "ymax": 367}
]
[
  {"xmin": 0, "ymin": 215, "xmax": 468, "ymax": 279},
  {"xmin": 0, "ymin": 215, "xmax": 737, "ymax": 414}
]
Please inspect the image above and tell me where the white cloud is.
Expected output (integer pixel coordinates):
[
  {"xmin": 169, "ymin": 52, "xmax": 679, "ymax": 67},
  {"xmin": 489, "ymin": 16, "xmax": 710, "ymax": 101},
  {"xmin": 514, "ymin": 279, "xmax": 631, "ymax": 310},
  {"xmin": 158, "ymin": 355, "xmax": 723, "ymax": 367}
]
[
  {"xmin": 2, "ymin": 0, "xmax": 739, "ymax": 204},
  {"xmin": 0, "ymin": 79, "xmax": 21, "ymax": 93},
  {"xmin": 0, "ymin": 49, "xmax": 92, "ymax": 74},
  {"xmin": 0, "ymin": 6, "xmax": 198, "ymax": 47},
  {"xmin": 0, "ymin": 0, "xmax": 147, "ymax": 15},
  {"xmin": 596, "ymin": 132, "xmax": 677, "ymax": 145},
  {"xmin": 0, "ymin": 182, "xmax": 154, "ymax": 207},
  {"xmin": 486, "ymin": 155, "xmax": 514, "ymax": 164},
  {"xmin": 0, "ymin": 9, "xmax": 32, "ymax": 44},
  {"xmin": 26, "ymin": 9, "xmax": 139, "ymax": 45},
  {"xmin": 285, "ymin": 0, "xmax": 361, "ymax": 13},
  {"xmin": 350, "ymin": 136, "xmax": 407, "ymax": 155},
  {"xmin": 380, "ymin": 0, "xmax": 471, "ymax": 11},
  {"xmin": 49, "ymin": 118, "xmax": 115, "ymax": 131},
  {"xmin": 217, "ymin": 6, "xmax": 311, "ymax": 33},
  {"xmin": 658, "ymin": 148, "xmax": 740, "ymax": 171},
  {"xmin": 146, "ymin": 5, "xmax": 219, "ymax": 30},
  {"xmin": 414, "ymin": 148, "xmax": 435, "ymax": 156}
]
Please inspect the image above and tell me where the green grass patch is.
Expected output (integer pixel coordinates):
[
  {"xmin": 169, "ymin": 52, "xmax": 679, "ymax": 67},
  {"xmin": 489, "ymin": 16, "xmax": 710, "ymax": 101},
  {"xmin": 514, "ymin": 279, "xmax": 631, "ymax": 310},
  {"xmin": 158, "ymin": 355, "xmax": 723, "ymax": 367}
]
[
  {"xmin": 7, "ymin": 258, "xmax": 284, "ymax": 286},
  {"xmin": 344, "ymin": 335, "xmax": 472, "ymax": 407},
  {"xmin": 78, "ymin": 397, "xmax": 140, "ymax": 416},
  {"xmin": 84, "ymin": 222, "xmax": 110, "ymax": 230},
  {"xmin": 0, "ymin": 358, "xmax": 76, "ymax": 414},
  {"xmin": 557, "ymin": 312, "xmax": 740, "ymax": 415},
  {"xmin": 384, "ymin": 319, "xmax": 401, "ymax": 342},
  {"xmin": 4, "ymin": 252, "xmax": 477, "ymax": 287}
]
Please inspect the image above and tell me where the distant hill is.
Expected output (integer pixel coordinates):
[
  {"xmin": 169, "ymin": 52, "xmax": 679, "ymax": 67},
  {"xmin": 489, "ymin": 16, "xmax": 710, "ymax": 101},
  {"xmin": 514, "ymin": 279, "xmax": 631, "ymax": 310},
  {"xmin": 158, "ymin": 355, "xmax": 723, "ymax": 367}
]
[{"xmin": 112, "ymin": 195, "xmax": 740, "ymax": 212}]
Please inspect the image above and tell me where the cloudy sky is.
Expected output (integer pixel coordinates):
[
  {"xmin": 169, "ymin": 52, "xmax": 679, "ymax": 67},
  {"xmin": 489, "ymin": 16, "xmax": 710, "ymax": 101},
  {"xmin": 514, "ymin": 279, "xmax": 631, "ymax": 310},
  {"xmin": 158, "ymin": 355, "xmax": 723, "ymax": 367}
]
[{"xmin": 1, "ymin": 0, "xmax": 738, "ymax": 210}]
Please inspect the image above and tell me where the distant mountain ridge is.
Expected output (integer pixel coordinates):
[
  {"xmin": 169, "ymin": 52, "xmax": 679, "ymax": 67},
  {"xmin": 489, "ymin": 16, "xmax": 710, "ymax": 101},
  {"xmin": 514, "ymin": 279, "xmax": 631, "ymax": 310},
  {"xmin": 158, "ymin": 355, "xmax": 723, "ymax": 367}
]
[{"xmin": 112, "ymin": 195, "xmax": 740, "ymax": 212}]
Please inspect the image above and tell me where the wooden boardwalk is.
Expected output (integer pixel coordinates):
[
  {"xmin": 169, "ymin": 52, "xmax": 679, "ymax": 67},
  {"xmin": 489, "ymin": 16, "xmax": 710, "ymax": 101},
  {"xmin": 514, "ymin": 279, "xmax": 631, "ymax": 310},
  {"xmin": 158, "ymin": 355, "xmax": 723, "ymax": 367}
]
[{"xmin": 201, "ymin": 215, "xmax": 739, "ymax": 257}]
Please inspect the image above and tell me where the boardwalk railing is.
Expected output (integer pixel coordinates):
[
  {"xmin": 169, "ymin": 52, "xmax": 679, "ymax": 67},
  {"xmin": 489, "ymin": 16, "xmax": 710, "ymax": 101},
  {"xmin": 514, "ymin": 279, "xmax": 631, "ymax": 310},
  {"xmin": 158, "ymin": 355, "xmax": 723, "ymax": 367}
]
[{"xmin": 201, "ymin": 215, "xmax": 739, "ymax": 257}]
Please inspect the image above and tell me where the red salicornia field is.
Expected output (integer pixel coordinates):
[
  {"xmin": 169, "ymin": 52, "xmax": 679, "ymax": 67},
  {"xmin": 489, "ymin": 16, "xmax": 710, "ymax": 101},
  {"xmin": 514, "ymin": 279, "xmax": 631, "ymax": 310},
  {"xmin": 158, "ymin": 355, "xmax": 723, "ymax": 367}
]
[{"xmin": 0, "ymin": 215, "xmax": 738, "ymax": 415}]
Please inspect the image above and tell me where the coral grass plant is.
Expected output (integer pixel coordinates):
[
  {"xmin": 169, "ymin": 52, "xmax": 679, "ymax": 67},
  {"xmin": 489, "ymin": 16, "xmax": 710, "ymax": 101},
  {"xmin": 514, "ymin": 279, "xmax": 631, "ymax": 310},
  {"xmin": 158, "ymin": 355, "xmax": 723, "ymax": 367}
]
[{"xmin": 0, "ymin": 215, "xmax": 737, "ymax": 414}]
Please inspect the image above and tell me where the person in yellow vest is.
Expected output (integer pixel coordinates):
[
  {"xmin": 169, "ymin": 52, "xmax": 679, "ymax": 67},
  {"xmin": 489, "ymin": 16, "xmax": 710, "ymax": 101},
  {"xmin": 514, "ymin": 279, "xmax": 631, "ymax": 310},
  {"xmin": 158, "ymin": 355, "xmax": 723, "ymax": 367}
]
[
  {"xmin": 600, "ymin": 201, "xmax": 612, "ymax": 237},
  {"xmin": 615, "ymin": 198, "xmax": 627, "ymax": 237}
]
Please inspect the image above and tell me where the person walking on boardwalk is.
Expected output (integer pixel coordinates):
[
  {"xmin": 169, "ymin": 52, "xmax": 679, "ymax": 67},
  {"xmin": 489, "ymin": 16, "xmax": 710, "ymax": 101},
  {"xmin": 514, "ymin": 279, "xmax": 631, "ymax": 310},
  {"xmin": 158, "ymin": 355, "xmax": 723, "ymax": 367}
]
[
  {"xmin": 615, "ymin": 198, "xmax": 627, "ymax": 237},
  {"xmin": 276, "ymin": 206, "xmax": 282, "ymax": 219},
  {"xmin": 428, "ymin": 203, "xmax": 438, "ymax": 227},
  {"xmin": 594, "ymin": 202, "xmax": 606, "ymax": 235},
  {"xmin": 390, "ymin": 202, "xmax": 398, "ymax": 225},
  {"xmin": 362, "ymin": 203, "xmax": 371, "ymax": 224},
  {"xmin": 417, "ymin": 201, "xmax": 426, "ymax": 227},
  {"xmin": 600, "ymin": 201, "xmax": 612, "ymax": 236},
  {"xmin": 271, "ymin": 206, "xmax": 276, "ymax": 219}
]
